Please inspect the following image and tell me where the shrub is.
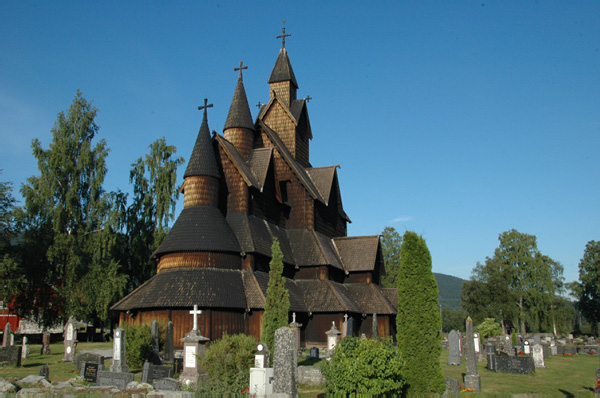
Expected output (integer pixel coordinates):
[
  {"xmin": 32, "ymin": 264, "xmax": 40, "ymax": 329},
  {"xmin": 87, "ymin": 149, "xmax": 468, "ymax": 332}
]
[
  {"xmin": 124, "ymin": 324, "xmax": 153, "ymax": 370},
  {"xmin": 201, "ymin": 333, "xmax": 258, "ymax": 394},
  {"xmin": 476, "ymin": 318, "xmax": 503, "ymax": 338},
  {"xmin": 321, "ymin": 337, "xmax": 405, "ymax": 396},
  {"xmin": 511, "ymin": 329, "xmax": 518, "ymax": 345}
]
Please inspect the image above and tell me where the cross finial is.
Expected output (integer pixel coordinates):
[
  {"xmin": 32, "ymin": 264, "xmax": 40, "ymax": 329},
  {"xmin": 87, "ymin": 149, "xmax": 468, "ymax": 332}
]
[
  {"xmin": 277, "ymin": 21, "xmax": 291, "ymax": 49},
  {"xmin": 256, "ymin": 101, "xmax": 263, "ymax": 109},
  {"xmin": 305, "ymin": 95, "xmax": 312, "ymax": 103},
  {"xmin": 198, "ymin": 98, "xmax": 213, "ymax": 118},
  {"xmin": 189, "ymin": 305, "xmax": 202, "ymax": 331},
  {"xmin": 234, "ymin": 61, "xmax": 248, "ymax": 79}
]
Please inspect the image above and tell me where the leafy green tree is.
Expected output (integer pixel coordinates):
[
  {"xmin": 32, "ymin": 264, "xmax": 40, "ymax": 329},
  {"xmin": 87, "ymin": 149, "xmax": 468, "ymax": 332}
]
[
  {"xmin": 321, "ymin": 337, "xmax": 405, "ymax": 396},
  {"xmin": 9, "ymin": 91, "xmax": 127, "ymax": 328},
  {"xmin": 380, "ymin": 226, "xmax": 402, "ymax": 288},
  {"xmin": 475, "ymin": 318, "xmax": 503, "ymax": 338},
  {"xmin": 570, "ymin": 240, "xmax": 600, "ymax": 335},
  {"xmin": 441, "ymin": 307, "xmax": 468, "ymax": 333},
  {"xmin": 396, "ymin": 231, "xmax": 445, "ymax": 394},
  {"xmin": 124, "ymin": 138, "xmax": 184, "ymax": 289},
  {"xmin": 261, "ymin": 238, "xmax": 290, "ymax": 354},
  {"xmin": 462, "ymin": 230, "xmax": 564, "ymax": 334},
  {"xmin": 201, "ymin": 333, "xmax": 257, "ymax": 394}
]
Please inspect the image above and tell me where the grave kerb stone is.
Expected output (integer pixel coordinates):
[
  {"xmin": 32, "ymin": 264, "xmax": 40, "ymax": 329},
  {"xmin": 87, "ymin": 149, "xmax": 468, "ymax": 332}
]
[
  {"xmin": 97, "ymin": 370, "xmax": 134, "ymax": 390},
  {"xmin": 152, "ymin": 377, "xmax": 181, "ymax": 391},
  {"xmin": 142, "ymin": 361, "xmax": 173, "ymax": 384}
]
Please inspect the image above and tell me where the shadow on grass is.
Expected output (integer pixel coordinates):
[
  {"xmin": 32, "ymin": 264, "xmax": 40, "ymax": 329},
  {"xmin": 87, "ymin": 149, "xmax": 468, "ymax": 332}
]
[
  {"xmin": 558, "ymin": 389, "xmax": 574, "ymax": 398},
  {"xmin": 22, "ymin": 363, "xmax": 44, "ymax": 368}
]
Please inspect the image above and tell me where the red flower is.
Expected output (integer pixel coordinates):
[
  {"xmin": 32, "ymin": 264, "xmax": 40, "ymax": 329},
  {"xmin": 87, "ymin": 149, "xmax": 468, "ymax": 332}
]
[{"xmin": 241, "ymin": 387, "xmax": 249, "ymax": 393}]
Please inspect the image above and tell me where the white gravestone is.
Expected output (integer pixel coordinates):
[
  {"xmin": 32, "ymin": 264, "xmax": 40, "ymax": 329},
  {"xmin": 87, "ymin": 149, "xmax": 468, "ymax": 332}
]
[{"xmin": 533, "ymin": 343, "xmax": 545, "ymax": 368}]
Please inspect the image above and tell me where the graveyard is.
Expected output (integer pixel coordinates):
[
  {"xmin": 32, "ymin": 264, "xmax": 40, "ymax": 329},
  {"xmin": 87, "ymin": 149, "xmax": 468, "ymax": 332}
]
[{"xmin": 1, "ymin": 331, "xmax": 598, "ymax": 396}]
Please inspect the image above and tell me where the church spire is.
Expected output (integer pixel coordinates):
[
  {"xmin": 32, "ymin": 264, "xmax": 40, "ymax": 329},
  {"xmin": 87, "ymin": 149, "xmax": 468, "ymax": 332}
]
[
  {"xmin": 268, "ymin": 23, "xmax": 298, "ymax": 105},
  {"xmin": 184, "ymin": 98, "xmax": 220, "ymax": 179},
  {"xmin": 224, "ymin": 61, "xmax": 254, "ymax": 131}
]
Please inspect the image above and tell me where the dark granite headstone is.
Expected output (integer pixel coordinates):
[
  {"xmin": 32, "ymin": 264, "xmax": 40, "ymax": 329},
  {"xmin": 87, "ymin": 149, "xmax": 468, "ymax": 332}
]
[
  {"xmin": 164, "ymin": 321, "xmax": 174, "ymax": 362},
  {"xmin": 347, "ymin": 316, "xmax": 355, "ymax": 337},
  {"xmin": 151, "ymin": 320, "xmax": 161, "ymax": 364},
  {"xmin": 141, "ymin": 361, "xmax": 173, "ymax": 384},
  {"xmin": 75, "ymin": 352, "xmax": 105, "ymax": 371},
  {"xmin": 81, "ymin": 362, "xmax": 102, "ymax": 383},
  {"xmin": 173, "ymin": 357, "xmax": 183, "ymax": 375},
  {"xmin": 153, "ymin": 377, "xmax": 181, "ymax": 391},
  {"xmin": 39, "ymin": 364, "xmax": 49, "ymax": 379},
  {"xmin": 97, "ymin": 370, "xmax": 134, "ymax": 390},
  {"xmin": 493, "ymin": 355, "xmax": 535, "ymax": 374},
  {"xmin": 0, "ymin": 346, "xmax": 22, "ymax": 366},
  {"xmin": 309, "ymin": 347, "xmax": 319, "ymax": 359},
  {"xmin": 42, "ymin": 331, "xmax": 51, "ymax": 354}
]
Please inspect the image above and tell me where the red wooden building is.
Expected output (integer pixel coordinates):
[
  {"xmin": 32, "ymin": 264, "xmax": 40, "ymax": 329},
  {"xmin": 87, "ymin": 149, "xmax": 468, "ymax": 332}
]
[{"xmin": 112, "ymin": 31, "xmax": 397, "ymax": 348}]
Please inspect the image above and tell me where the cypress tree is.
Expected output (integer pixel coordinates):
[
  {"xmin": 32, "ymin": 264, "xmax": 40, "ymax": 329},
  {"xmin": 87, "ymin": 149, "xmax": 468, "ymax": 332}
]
[
  {"xmin": 261, "ymin": 238, "xmax": 290, "ymax": 353},
  {"xmin": 396, "ymin": 231, "xmax": 445, "ymax": 394}
]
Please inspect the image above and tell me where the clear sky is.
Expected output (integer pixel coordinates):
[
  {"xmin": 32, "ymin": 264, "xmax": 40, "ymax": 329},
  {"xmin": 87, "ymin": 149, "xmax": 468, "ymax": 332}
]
[{"xmin": 1, "ymin": 1, "xmax": 598, "ymax": 284}]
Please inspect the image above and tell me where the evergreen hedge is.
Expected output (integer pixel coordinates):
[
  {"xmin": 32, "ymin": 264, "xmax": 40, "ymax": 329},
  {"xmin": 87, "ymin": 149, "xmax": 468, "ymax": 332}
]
[{"xmin": 396, "ymin": 231, "xmax": 445, "ymax": 394}]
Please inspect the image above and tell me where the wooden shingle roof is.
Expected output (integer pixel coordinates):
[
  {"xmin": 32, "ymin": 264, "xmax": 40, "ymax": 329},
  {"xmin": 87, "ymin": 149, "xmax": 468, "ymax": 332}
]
[
  {"xmin": 184, "ymin": 110, "xmax": 220, "ymax": 179},
  {"xmin": 334, "ymin": 235, "xmax": 381, "ymax": 272},
  {"xmin": 215, "ymin": 135, "xmax": 260, "ymax": 187},
  {"xmin": 295, "ymin": 279, "xmax": 362, "ymax": 313},
  {"xmin": 287, "ymin": 229, "xmax": 345, "ymax": 271},
  {"xmin": 248, "ymin": 148, "xmax": 273, "ymax": 190},
  {"xmin": 111, "ymin": 268, "xmax": 248, "ymax": 311},
  {"xmin": 306, "ymin": 166, "xmax": 338, "ymax": 203},
  {"xmin": 153, "ymin": 206, "xmax": 241, "ymax": 257},
  {"xmin": 268, "ymin": 47, "xmax": 298, "ymax": 89},
  {"xmin": 254, "ymin": 271, "xmax": 308, "ymax": 312},
  {"xmin": 344, "ymin": 283, "xmax": 396, "ymax": 315},
  {"xmin": 381, "ymin": 288, "xmax": 398, "ymax": 311},
  {"xmin": 224, "ymin": 74, "xmax": 254, "ymax": 131}
]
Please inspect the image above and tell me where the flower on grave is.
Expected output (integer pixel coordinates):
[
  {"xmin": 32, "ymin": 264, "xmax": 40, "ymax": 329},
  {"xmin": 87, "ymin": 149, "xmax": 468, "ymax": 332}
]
[{"xmin": 241, "ymin": 387, "xmax": 249, "ymax": 393}]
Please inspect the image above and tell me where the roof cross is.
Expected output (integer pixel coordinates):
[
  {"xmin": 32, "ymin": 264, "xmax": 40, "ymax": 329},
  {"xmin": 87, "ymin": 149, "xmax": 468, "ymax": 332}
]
[
  {"xmin": 234, "ymin": 61, "xmax": 248, "ymax": 79},
  {"xmin": 305, "ymin": 95, "xmax": 312, "ymax": 103},
  {"xmin": 256, "ymin": 101, "xmax": 263, "ymax": 109},
  {"xmin": 189, "ymin": 305, "xmax": 202, "ymax": 331},
  {"xmin": 277, "ymin": 21, "xmax": 291, "ymax": 48},
  {"xmin": 198, "ymin": 98, "xmax": 213, "ymax": 117}
]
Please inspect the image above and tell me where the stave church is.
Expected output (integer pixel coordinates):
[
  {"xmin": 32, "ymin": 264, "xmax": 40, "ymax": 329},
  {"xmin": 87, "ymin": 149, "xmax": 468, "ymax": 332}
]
[{"xmin": 111, "ymin": 29, "xmax": 398, "ymax": 348}]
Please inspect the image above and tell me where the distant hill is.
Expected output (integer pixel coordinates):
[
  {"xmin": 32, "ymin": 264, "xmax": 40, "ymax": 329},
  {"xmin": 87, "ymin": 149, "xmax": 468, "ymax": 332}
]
[{"xmin": 434, "ymin": 273, "xmax": 466, "ymax": 311}]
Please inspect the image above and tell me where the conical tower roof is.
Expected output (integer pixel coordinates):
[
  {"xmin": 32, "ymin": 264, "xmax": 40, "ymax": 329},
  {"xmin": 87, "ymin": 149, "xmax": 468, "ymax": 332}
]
[
  {"xmin": 268, "ymin": 47, "xmax": 298, "ymax": 89},
  {"xmin": 224, "ymin": 63, "xmax": 255, "ymax": 131},
  {"xmin": 184, "ymin": 100, "xmax": 220, "ymax": 179}
]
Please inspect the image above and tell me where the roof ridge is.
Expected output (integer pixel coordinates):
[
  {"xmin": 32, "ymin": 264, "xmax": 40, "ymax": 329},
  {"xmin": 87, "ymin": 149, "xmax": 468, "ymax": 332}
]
[
  {"xmin": 324, "ymin": 279, "xmax": 349, "ymax": 312},
  {"xmin": 330, "ymin": 238, "xmax": 349, "ymax": 275},
  {"xmin": 368, "ymin": 283, "xmax": 395, "ymax": 314},
  {"xmin": 214, "ymin": 134, "xmax": 258, "ymax": 187}
]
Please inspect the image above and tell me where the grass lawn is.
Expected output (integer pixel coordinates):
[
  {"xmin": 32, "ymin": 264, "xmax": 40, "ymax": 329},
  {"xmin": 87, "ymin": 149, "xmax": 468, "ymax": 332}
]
[{"xmin": 2, "ymin": 343, "xmax": 598, "ymax": 397}]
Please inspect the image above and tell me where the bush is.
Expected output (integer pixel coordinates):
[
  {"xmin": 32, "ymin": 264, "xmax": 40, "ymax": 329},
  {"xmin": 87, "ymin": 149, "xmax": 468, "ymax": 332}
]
[
  {"xmin": 321, "ymin": 337, "xmax": 405, "ymax": 396},
  {"xmin": 476, "ymin": 318, "xmax": 503, "ymax": 338},
  {"xmin": 124, "ymin": 324, "xmax": 153, "ymax": 370},
  {"xmin": 201, "ymin": 333, "xmax": 258, "ymax": 394}
]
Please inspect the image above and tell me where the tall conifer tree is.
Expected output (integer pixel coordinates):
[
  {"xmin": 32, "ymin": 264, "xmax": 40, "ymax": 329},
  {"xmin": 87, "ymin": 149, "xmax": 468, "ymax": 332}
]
[
  {"xmin": 261, "ymin": 238, "xmax": 290, "ymax": 353},
  {"xmin": 396, "ymin": 231, "xmax": 445, "ymax": 394}
]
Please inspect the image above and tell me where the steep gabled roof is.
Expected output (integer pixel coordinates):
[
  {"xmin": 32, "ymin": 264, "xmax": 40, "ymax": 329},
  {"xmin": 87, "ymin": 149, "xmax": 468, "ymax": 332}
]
[
  {"xmin": 214, "ymin": 134, "xmax": 259, "ymax": 187},
  {"xmin": 248, "ymin": 148, "xmax": 273, "ymax": 191},
  {"xmin": 184, "ymin": 110, "xmax": 220, "ymax": 179},
  {"xmin": 224, "ymin": 72, "xmax": 254, "ymax": 131},
  {"xmin": 259, "ymin": 120, "xmax": 325, "ymax": 203},
  {"xmin": 241, "ymin": 270, "xmax": 265, "ymax": 309},
  {"xmin": 290, "ymin": 99, "xmax": 312, "ymax": 139},
  {"xmin": 268, "ymin": 47, "xmax": 298, "ymax": 89},
  {"xmin": 295, "ymin": 279, "xmax": 362, "ymax": 313},
  {"xmin": 344, "ymin": 283, "xmax": 396, "ymax": 315},
  {"xmin": 111, "ymin": 268, "xmax": 247, "ymax": 311},
  {"xmin": 381, "ymin": 288, "xmax": 398, "ymax": 311},
  {"xmin": 334, "ymin": 235, "xmax": 381, "ymax": 272},
  {"xmin": 287, "ymin": 230, "xmax": 344, "ymax": 271},
  {"xmin": 153, "ymin": 206, "xmax": 241, "ymax": 257},
  {"xmin": 306, "ymin": 166, "xmax": 339, "ymax": 203},
  {"xmin": 254, "ymin": 271, "xmax": 308, "ymax": 312}
]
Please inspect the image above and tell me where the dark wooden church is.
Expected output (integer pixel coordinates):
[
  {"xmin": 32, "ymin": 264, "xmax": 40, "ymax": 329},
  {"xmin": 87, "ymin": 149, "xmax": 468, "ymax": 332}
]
[{"xmin": 112, "ymin": 30, "xmax": 398, "ymax": 348}]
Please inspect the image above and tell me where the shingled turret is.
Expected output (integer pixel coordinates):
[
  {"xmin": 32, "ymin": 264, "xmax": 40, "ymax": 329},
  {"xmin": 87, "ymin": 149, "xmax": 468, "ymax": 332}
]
[
  {"xmin": 268, "ymin": 26, "xmax": 298, "ymax": 107},
  {"xmin": 224, "ymin": 61, "xmax": 254, "ymax": 160}
]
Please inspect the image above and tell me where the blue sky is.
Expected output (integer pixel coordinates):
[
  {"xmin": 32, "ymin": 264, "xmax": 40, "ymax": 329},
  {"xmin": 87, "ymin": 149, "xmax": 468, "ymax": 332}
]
[{"xmin": 1, "ymin": 1, "xmax": 598, "ymax": 284}]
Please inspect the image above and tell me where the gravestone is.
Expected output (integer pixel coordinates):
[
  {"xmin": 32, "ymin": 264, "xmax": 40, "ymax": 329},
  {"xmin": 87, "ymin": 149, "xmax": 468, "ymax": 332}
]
[
  {"xmin": 372, "ymin": 313, "xmax": 379, "ymax": 338},
  {"xmin": 179, "ymin": 305, "xmax": 209, "ymax": 385},
  {"xmin": 164, "ymin": 321, "xmax": 174, "ymax": 362},
  {"xmin": 485, "ymin": 343, "xmax": 495, "ymax": 371},
  {"xmin": 75, "ymin": 352, "xmax": 105, "ymax": 371},
  {"xmin": 532, "ymin": 343, "xmax": 545, "ymax": 368},
  {"xmin": 110, "ymin": 328, "xmax": 128, "ymax": 373},
  {"xmin": 42, "ymin": 331, "xmax": 51, "ymax": 354},
  {"xmin": 442, "ymin": 376, "xmax": 460, "ymax": 398},
  {"xmin": 2, "ymin": 323, "xmax": 12, "ymax": 347},
  {"xmin": 474, "ymin": 332, "xmax": 483, "ymax": 361},
  {"xmin": 540, "ymin": 342, "xmax": 551, "ymax": 358},
  {"xmin": 97, "ymin": 370, "xmax": 134, "ymax": 390},
  {"xmin": 289, "ymin": 312, "xmax": 302, "ymax": 354},
  {"xmin": 550, "ymin": 341, "xmax": 558, "ymax": 356},
  {"xmin": 0, "ymin": 346, "xmax": 21, "ymax": 366},
  {"xmin": 464, "ymin": 317, "xmax": 480, "ymax": 391},
  {"xmin": 273, "ymin": 327, "xmax": 297, "ymax": 396},
  {"xmin": 309, "ymin": 347, "xmax": 319, "ymax": 359},
  {"xmin": 39, "ymin": 363, "xmax": 49, "ymax": 379},
  {"xmin": 62, "ymin": 317, "xmax": 78, "ymax": 362},
  {"xmin": 142, "ymin": 361, "xmax": 173, "ymax": 384},
  {"xmin": 502, "ymin": 335, "xmax": 514, "ymax": 356},
  {"xmin": 448, "ymin": 330, "xmax": 461, "ymax": 366},
  {"xmin": 81, "ymin": 362, "xmax": 103, "ymax": 383},
  {"xmin": 151, "ymin": 320, "xmax": 161, "ymax": 364},
  {"xmin": 347, "ymin": 316, "xmax": 355, "ymax": 337},
  {"xmin": 254, "ymin": 342, "xmax": 270, "ymax": 368},
  {"xmin": 325, "ymin": 321, "xmax": 341, "ymax": 357},
  {"xmin": 153, "ymin": 377, "xmax": 181, "ymax": 391},
  {"xmin": 21, "ymin": 336, "xmax": 30, "ymax": 359},
  {"xmin": 342, "ymin": 314, "xmax": 348, "ymax": 338},
  {"xmin": 493, "ymin": 355, "xmax": 535, "ymax": 374},
  {"xmin": 533, "ymin": 335, "xmax": 541, "ymax": 345}
]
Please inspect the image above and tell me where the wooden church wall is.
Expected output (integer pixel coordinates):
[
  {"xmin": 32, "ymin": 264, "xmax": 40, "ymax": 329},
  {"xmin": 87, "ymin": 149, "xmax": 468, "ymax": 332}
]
[
  {"xmin": 303, "ymin": 313, "xmax": 344, "ymax": 346},
  {"xmin": 219, "ymin": 147, "xmax": 248, "ymax": 213},
  {"xmin": 356, "ymin": 314, "xmax": 392, "ymax": 339}
]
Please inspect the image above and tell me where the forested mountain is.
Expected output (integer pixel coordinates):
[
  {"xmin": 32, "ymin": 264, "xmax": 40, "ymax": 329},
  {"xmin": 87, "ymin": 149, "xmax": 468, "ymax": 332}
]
[{"xmin": 434, "ymin": 273, "xmax": 465, "ymax": 310}]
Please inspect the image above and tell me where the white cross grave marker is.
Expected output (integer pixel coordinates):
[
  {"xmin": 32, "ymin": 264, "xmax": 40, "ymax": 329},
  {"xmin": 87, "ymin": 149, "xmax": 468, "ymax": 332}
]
[{"xmin": 189, "ymin": 305, "xmax": 202, "ymax": 331}]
